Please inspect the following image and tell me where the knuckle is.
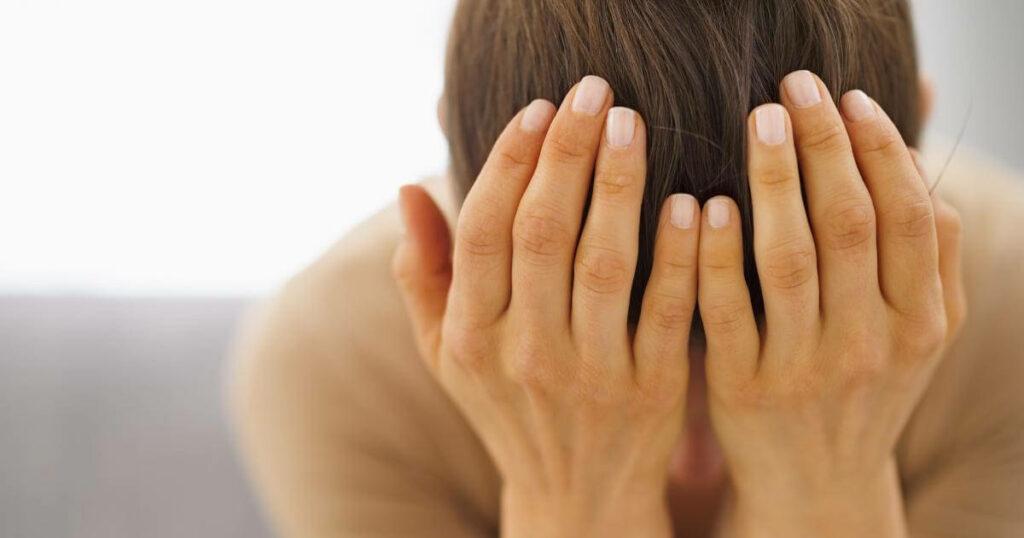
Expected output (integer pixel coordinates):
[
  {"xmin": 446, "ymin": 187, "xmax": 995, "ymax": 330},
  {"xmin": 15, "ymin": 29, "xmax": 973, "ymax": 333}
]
[
  {"xmin": 635, "ymin": 372, "xmax": 687, "ymax": 411},
  {"xmin": 593, "ymin": 172, "xmax": 637, "ymax": 198},
  {"xmin": 644, "ymin": 291, "xmax": 695, "ymax": 332},
  {"xmin": 883, "ymin": 196, "xmax": 935, "ymax": 239},
  {"xmin": 823, "ymin": 198, "xmax": 876, "ymax": 251},
  {"xmin": 507, "ymin": 356, "xmax": 546, "ymax": 391},
  {"xmin": 659, "ymin": 253, "xmax": 697, "ymax": 274},
  {"xmin": 444, "ymin": 324, "xmax": 490, "ymax": 372},
  {"xmin": 898, "ymin": 315, "xmax": 948, "ymax": 359},
  {"xmin": 799, "ymin": 121, "xmax": 851, "ymax": 155},
  {"xmin": 507, "ymin": 339, "xmax": 556, "ymax": 390},
  {"xmin": 752, "ymin": 163, "xmax": 798, "ymax": 193},
  {"xmin": 569, "ymin": 370, "xmax": 623, "ymax": 409},
  {"xmin": 858, "ymin": 128, "xmax": 905, "ymax": 159},
  {"xmin": 544, "ymin": 135, "xmax": 589, "ymax": 164},
  {"xmin": 830, "ymin": 331, "xmax": 888, "ymax": 390},
  {"xmin": 575, "ymin": 245, "xmax": 632, "ymax": 296},
  {"xmin": 492, "ymin": 146, "xmax": 537, "ymax": 174},
  {"xmin": 456, "ymin": 216, "xmax": 504, "ymax": 257},
  {"xmin": 762, "ymin": 238, "xmax": 817, "ymax": 290},
  {"xmin": 840, "ymin": 353, "xmax": 888, "ymax": 391},
  {"xmin": 776, "ymin": 375, "xmax": 826, "ymax": 408},
  {"xmin": 701, "ymin": 300, "xmax": 750, "ymax": 336},
  {"xmin": 513, "ymin": 210, "xmax": 572, "ymax": 261}
]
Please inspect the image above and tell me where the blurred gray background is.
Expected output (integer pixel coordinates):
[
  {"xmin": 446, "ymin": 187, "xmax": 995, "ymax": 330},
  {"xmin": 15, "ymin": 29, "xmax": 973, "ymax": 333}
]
[
  {"xmin": 1, "ymin": 3, "xmax": 1021, "ymax": 538},
  {"xmin": 917, "ymin": 0, "xmax": 1024, "ymax": 170}
]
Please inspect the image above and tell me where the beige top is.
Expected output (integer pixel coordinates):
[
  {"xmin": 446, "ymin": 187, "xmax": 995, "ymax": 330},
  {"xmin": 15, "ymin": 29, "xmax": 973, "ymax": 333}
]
[{"xmin": 229, "ymin": 149, "xmax": 1024, "ymax": 537}]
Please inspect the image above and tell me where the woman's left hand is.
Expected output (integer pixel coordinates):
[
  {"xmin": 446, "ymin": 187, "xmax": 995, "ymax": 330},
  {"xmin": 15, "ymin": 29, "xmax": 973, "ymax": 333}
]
[{"xmin": 699, "ymin": 71, "xmax": 967, "ymax": 537}]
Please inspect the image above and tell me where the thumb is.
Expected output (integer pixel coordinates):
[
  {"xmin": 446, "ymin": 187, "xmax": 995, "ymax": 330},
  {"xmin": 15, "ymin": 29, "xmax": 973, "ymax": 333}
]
[{"xmin": 392, "ymin": 184, "xmax": 452, "ymax": 366}]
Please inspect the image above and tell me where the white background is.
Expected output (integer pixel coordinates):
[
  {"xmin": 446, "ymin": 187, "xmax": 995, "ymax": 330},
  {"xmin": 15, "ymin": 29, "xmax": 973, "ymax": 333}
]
[{"xmin": 1, "ymin": 0, "xmax": 1021, "ymax": 296}]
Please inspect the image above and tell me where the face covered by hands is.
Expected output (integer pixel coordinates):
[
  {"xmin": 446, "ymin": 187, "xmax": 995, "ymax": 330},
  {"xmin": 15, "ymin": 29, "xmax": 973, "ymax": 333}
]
[
  {"xmin": 697, "ymin": 71, "xmax": 965, "ymax": 538},
  {"xmin": 395, "ymin": 76, "xmax": 699, "ymax": 538},
  {"xmin": 393, "ymin": 71, "xmax": 965, "ymax": 538}
]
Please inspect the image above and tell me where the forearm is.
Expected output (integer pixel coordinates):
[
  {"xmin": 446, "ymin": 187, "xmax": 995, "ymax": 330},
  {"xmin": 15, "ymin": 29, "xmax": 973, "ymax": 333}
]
[{"xmin": 717, "ymin": 460, "xmax": 907, "ymax": 538}]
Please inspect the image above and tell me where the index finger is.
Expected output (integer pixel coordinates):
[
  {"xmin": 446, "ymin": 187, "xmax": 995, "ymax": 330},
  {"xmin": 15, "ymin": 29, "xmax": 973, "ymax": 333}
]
[{"xmin": 450, "ymin": 99, "xmax": 556, "ymax": 326}]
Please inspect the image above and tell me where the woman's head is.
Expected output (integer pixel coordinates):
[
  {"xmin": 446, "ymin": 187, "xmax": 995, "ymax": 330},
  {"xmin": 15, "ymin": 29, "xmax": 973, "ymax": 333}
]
[{"xmin": 443, "ymin": 0, "xmax": 921, "ymax": 321}]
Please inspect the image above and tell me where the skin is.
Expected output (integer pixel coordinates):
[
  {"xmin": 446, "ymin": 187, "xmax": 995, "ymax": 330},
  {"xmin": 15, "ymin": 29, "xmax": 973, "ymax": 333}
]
[{"xmin": 393, "ymin": 71, "xmax": 966, "ymax": 537}]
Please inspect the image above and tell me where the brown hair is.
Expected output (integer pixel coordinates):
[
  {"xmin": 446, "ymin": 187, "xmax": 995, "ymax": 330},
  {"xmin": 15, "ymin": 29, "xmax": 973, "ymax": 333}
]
[{"xmin": 443, "ymin": 0, "xmax": 921, "ymax": 322}]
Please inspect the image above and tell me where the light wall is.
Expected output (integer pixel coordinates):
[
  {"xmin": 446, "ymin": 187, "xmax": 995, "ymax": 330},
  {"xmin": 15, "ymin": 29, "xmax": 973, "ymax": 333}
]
[{"xmin": 916, "ymin": 0, "xmax": 1024, "ymax": 170}]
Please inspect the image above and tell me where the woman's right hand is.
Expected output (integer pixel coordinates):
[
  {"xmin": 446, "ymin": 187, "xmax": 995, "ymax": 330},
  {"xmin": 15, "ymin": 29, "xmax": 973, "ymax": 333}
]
[{"xmin": 392, "ymin": 76, "xmax": 701, "ymax": 538}]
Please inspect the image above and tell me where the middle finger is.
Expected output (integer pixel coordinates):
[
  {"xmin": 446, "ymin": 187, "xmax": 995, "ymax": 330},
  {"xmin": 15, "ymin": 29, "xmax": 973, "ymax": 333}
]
[
  {"xmin": 511, "ymin": 76, "xmax": 614, "ymax": 327},
  {"xmin": 781, "ymin": 71, "xmax": 879, "ymax": 317}
]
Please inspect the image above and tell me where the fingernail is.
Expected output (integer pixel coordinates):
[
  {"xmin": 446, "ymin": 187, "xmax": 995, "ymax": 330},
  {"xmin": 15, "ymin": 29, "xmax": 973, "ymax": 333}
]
[
  {"xmin": 755, "ymin": 104, "xmax": 787, "ymax": 145},
  {"xmin": 606, "ymin": 107, "xmax": 636, "ymax": 148},
  {"xmin": 521, "ymin": 99, "xmax": 555, "ymax": 133},
  {"xmin": 840, "ymin": 90, "xmax": 877, "ymax": 122},
  {"xmin": 784, "ymin": 71, "xmax": 822, "ymax": 109},
  {"xmin": 669, "ymin": 194, "xmax": 697, "ymax": 229},
  {"xmin": 707, "ymin": 198, "xmax": 730, "ymax": 229},
  {"xmin": 572, "ymin": 75, "xmax": 610, "ymax": 115}
]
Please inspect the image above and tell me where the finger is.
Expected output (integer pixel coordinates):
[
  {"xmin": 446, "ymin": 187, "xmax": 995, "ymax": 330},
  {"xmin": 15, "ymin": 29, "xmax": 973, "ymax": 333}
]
[
  {"xmin": 781, "ymin": 71, "xmax": 879, "ymax": 317},
  {"xmin": 511, "ymin": 76, "xmax": 613, "ymax": 326},
  {"xmin": 451, "ymin": 99, "xmax": 556, "ymax": 326},
  {"xmin": 392, "ymin": 185, "xmax": 453, "ymax": 367},
  {"xmin": 698, "ymin": 197, "xmax": 760, "ymax": 384},
  {"xmin": 933, "ymin": 194, "xmax": 967, "ymax": 341},
  {"xmin": 572, "ymin": 107, "xmax": 646, "ymax": 354},
  {"xmin": 634, "ymin": 194, "xmax": 700, "ymax": 388},
  {"xmin": 840, "ymin": 90, "xmax": 942, "ymax": 319},
  {"xmin": 747, "ymin": 103, "xmax": 820, "ymax": 337}
]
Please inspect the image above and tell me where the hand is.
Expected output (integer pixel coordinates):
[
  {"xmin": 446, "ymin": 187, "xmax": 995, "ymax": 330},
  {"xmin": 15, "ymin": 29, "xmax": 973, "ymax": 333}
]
[
  {"xmin": 393, "ymin": 77, "xmax": 702, "ymax": 538},
  {"xmin": 697, "ymin": 71, "xmax": 967, "ymax": 537}
]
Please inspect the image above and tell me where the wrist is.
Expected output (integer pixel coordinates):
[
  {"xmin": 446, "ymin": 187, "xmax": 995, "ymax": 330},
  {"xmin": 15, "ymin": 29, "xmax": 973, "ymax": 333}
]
[
  {"xmin": 724, "ymin": 459, "xmax": 907, "ymax": 538},
  {"xmin": 501, "ymin": 482, "xmax": 672, "ymax": 538}
]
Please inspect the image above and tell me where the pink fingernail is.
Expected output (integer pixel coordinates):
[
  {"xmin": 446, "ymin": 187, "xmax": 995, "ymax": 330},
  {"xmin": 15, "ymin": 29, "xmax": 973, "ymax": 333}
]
[
  {"xmin": 521, "ymin": 99, "xmax": 555, "ymax": 133},
  {"xmin": 784, "ymin": 71, "xmax": 822, "ymax": 109},
  {"xmin": 707, "ymin": 198, "xmax": 731, "ymax": 229},
  {"xmin": 840, "ymin": 90, "xmax": 877, "ymax": 122},
  {"xmin": 755, "ymin": 104, "xmax": 787, "ymax": 146},
  {"xmin": 606, "ymin": 107, "xmax": 636, "ymax": 148},
  {"xmin": 572, "ymin": 76, "xmax": 610, "ymax": 115},
  {"xmin": 669, "ymin": 194, "xmax": 697, "ymax": 229}
]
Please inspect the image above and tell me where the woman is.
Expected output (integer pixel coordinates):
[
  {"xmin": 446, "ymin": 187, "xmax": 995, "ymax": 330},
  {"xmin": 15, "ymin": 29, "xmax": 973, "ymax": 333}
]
[{"xmin": 230, "ymin": 1, "xmax": 1024, "ymax": 536}]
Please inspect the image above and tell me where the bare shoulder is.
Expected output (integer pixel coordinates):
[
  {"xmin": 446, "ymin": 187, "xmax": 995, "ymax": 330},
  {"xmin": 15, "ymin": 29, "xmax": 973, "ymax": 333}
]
[
  {"xmin": 228, "ymin": 175, "xmax": 464, "ymax": 431},
  {"xmin": 227, "ymin": 176, "xmax": 497, "ymax": 537}
]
